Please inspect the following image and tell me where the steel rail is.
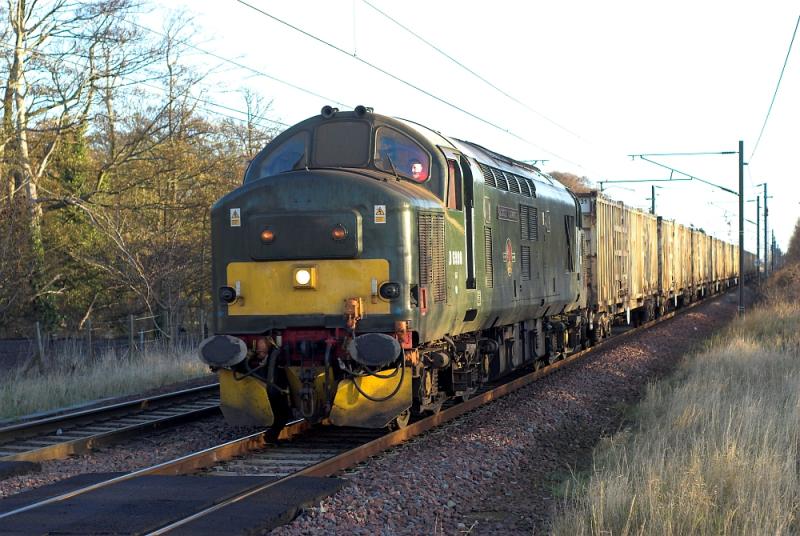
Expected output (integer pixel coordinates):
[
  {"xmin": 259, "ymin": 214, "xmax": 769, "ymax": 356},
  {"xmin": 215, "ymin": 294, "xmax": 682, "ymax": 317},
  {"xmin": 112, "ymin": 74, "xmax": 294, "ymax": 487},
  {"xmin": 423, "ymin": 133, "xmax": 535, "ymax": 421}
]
[
  {"xmin": 0, "ymin": 418, "xmax": 311, "ymax": 521},
  {"xmin": 148, "ymin": 291, "xmax": 722, "ymax": 534},
  {"xmin": 0, "ymin": 290, "xmax": 729, "ymax": 531},
  {"xmin": 0, "ymin": 383, "xmax": 221, "ymax": 462}
]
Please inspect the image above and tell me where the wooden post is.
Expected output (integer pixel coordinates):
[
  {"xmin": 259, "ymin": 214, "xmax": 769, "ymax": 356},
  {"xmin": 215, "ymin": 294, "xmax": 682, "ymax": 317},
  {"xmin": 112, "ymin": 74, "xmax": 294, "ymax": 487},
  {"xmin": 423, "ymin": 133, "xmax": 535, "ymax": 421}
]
[
  {"xmin": 86, "ymin": 318, "xmax": 94, "ymax": 362},
  {"xmin": 35, "ymin": 321, "xmax": 45, "ymax": 373},
  {"xmin": 129, "ymin": 314, "xmax": 135, "ymax": 357}
]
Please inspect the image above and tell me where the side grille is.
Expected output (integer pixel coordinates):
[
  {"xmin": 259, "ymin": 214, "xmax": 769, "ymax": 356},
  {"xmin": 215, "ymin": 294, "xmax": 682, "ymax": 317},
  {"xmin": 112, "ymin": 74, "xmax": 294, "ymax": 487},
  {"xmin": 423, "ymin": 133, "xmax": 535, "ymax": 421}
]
[
  {"xmin": 494, "ymin": 169, "xmax": 509, "ymax": 191},
  {"xmin": 479, "ymin": 163, "xmax": 496, "ymax": 188},
  {"xmin": 476, "ymin": 162, "xmax": 537, "ymax": 198},
  {"xmin": 521, "ymin": 245, "xmax": 531, "ymax": 281},
  {"xmin": 519, "ymin": 177, "xmax": 532, "ymax": 197},
  {"xmin": 418, "ymin": 212, "xmax": 447, "ymax": 303},
  {"xmin": 526, "ymin": 177, "xmax": 537, "ymax": 197},
  {"xmin": 520, "ymin": 205, "xmax": 539, "ymax": 241},
  {"xmin": 484, "ymin": 226, "xmax": 494, "ymax": 288},
  {"xmin": 520, "ymin": 205, "xmax": 530, "ymax": 240}
]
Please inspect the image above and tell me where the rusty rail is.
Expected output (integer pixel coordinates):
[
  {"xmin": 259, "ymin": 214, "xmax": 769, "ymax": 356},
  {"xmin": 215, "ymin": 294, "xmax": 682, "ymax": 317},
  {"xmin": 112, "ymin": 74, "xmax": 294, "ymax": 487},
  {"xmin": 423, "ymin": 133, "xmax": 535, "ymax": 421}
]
[
  {"xmin": 0, "ymin": 383, "xmax": 220, "ymax": 463},
  {"xmin": 0, "ymin": 291, "xmax": 726, "ymax": 531}
]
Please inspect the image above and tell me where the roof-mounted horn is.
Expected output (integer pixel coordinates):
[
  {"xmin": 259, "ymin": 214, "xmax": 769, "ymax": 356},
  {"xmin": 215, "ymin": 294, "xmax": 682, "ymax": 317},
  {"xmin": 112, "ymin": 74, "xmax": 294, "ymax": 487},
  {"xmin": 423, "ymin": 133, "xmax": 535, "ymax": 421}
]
[{"xmin": 321, "ymin": 105, "xmax": 339, "ymax": 118}]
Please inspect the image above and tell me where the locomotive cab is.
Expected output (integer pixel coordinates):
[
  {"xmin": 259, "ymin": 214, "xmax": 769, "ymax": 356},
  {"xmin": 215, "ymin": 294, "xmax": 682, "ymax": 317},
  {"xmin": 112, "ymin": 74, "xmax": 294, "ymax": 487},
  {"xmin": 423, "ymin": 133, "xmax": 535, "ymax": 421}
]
[{"xmin": 244, "ymin": 106, "xmax": 446, "ymax": 199}]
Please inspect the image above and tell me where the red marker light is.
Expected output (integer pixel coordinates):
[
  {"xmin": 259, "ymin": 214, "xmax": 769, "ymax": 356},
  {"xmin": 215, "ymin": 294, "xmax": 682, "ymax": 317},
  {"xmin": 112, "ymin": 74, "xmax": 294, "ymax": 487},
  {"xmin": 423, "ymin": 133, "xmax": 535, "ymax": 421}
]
[
  {"xmin": 260, "ymin": 229, "xmax": 275, "ymax": 243},
  {"xmin": 331, "ymin": 224, "xmax": 347, "ymax": 241}
]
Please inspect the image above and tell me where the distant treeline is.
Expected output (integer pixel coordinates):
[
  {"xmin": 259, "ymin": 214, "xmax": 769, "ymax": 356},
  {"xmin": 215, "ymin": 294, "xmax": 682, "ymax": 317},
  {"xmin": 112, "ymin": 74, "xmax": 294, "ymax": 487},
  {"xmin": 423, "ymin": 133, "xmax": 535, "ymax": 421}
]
[{"xmin": 0, "ymin": 0, "xmax": 276, "ymax": 338}]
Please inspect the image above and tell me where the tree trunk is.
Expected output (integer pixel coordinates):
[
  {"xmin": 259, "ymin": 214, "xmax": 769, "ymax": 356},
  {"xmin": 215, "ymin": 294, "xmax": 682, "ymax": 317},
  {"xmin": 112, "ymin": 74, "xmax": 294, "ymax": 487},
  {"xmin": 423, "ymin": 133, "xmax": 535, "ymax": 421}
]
[{"xmin": 9, "ymin": 0, "xmax": 55, "ymax": 327}]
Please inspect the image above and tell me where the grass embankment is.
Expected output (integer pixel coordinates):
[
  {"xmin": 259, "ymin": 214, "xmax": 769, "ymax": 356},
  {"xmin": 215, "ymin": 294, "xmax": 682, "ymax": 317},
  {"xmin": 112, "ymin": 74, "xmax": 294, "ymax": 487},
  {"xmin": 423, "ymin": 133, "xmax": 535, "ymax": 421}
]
[
  {"xmin": 554, "ymin": 267, "xmax": 800, "ymax": 535},
  {"xmin": 0, "ymin": 342, "xmax": 210, "ymax": 420}
]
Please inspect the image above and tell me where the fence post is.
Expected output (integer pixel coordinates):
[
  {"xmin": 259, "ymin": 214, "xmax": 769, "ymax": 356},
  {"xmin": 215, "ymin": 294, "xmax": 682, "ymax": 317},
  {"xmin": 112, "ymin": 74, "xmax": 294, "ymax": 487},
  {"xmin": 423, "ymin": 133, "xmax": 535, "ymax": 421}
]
[
  {"xmin": 35, "ymin": 321, "xmax": 45, "ymax": 372},
  {"xmin": 129, "ymin": 314, "xmax": 135, "ymax": 357},
  {"xmin": 86, "ymin": 318, "xmax": 94, "ymax": 362},
  {"xmin": 139, "ymin": 329, "xmax": 144, "ymax": 356},
  {"xmin": 199, "ymin": 309, "xmax": 205, "ymax": 344}
]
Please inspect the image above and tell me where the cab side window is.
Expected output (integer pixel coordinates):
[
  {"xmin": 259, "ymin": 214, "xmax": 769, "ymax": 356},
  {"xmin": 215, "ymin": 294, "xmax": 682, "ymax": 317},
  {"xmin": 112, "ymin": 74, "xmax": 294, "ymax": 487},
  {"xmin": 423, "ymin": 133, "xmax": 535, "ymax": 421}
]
[
  {"xmin": 374, "ymin": 127, "xmax": 430, "ymax": 182},
  {"xmin": 446, "ymin": 159, "xmax": 462, "ymax": 210}
]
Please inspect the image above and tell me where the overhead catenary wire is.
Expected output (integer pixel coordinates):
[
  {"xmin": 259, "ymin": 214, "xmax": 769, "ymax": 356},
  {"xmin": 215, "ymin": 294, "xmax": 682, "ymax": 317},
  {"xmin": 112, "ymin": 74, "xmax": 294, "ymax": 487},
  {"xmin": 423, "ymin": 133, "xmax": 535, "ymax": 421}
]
[
  {"xmin": 0, "ymin": 40, "xmax": 287, "ymax": 132},
  {"xmin": 5, "ymin": 21, "xmax": 332, "ymax": 121},
  {"xmin": 232, "ymin": 0, "xmax": 585, "ymax": 169},
  {"xmin": 750, "ymin": 14, "xmax": 799, "ymax": 161},
  {"xmin": 124, "ymin": 19, "xmax": 352, "ymax": 111},
  {"xmin": 359, "ymin": 0, "xmax": 587, "ymax": 143}
]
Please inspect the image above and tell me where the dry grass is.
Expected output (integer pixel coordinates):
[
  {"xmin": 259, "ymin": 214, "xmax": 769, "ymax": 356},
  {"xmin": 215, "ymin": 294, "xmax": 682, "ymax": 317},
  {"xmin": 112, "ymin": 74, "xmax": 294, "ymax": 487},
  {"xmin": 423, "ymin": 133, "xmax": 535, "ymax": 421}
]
[
  {"xmin": 0, "ymin": 342, "xmax": 210, "ymax": 420},
  {"xmin": 553, "ymin": 285, "xmax": 800, "ymax": 535}
]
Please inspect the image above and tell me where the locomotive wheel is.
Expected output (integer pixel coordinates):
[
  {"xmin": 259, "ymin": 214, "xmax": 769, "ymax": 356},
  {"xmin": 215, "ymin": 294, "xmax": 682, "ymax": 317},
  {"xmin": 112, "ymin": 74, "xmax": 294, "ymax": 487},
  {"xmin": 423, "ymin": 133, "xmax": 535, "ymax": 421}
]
[
  {"xmin": 426, "ymin": 400, "xmax": 443, "ymax": 415},
  {"xmin": 459, "ymin": 387, "xmax": 476, "ymax": 403},
  {"xmin": 391, "ymin": 410, "xmax": 411, "ymax": 430}
]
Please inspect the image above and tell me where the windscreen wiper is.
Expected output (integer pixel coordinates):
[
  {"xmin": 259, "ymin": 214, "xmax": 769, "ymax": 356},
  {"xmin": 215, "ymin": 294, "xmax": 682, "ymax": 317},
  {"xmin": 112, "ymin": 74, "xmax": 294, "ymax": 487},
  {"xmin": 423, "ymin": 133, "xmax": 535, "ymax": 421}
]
[
  {"xmin": 291, "ymin": 151, "xmax": 306, "ymax": 170},
  {"xmin": 385, "ymin": 153, "xmax": 400, "ymax": 181}
]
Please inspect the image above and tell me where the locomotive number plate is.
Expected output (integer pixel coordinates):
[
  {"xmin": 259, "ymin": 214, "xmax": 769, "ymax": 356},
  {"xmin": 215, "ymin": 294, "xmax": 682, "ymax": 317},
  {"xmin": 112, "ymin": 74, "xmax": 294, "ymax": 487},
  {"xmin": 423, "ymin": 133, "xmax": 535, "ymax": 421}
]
[{"xmin": 497, "ymin": 205, "xmax": 519, "ymax": 222}]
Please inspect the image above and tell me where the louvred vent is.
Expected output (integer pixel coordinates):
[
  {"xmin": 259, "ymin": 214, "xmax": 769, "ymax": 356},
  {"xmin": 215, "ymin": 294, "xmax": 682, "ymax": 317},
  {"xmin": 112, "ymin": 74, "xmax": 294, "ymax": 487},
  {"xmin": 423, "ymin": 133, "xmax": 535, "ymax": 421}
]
[
  {"xmin": 418, "ymin": 212, "xmax": 447, "ymax": 303},
  {"xmin": 484, "ymin": 226, "xmax": 494, "ymax": 288},
  {"xmin": 521, "ymin": 245, "xmax": 531, "ymax": 281}
]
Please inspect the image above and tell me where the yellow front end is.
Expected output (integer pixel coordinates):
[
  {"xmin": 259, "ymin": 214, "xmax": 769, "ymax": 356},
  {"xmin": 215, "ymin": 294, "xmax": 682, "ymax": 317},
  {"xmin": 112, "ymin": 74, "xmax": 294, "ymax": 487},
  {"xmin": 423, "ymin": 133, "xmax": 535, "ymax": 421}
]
[
  {"xmin": 226, "ymin": 259, "xmax": 390, "ymax": 316},
  {"xmin": 216, "ymin": 258, "xmax": 410, "ymax": 428}
]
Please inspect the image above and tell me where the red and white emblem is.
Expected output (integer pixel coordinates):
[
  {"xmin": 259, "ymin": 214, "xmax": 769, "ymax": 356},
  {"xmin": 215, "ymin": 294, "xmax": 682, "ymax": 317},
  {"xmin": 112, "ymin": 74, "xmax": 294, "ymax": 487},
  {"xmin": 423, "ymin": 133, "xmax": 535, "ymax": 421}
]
[{"xmin": 502, "ymin": 238, "xmax": 515, "ymax": 276}]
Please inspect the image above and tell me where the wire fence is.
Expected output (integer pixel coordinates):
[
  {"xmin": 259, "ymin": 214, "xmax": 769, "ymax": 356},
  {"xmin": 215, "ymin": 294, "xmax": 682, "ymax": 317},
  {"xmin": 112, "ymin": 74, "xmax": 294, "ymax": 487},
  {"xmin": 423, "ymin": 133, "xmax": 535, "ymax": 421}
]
[{"xmin": 0, "ymin": 309, "xmax": 210, "ymax": 375}]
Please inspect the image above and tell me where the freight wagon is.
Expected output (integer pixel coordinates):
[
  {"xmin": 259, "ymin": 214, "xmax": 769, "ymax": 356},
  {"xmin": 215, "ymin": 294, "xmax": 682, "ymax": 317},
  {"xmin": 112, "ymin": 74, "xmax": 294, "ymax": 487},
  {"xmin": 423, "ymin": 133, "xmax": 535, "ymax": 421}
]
[
  {"xmin": 580, "ymin": 192, "xmax": 755, "ymax": 335},
  {"xmin": 578, "ymin": 192, "xmax": 659, "ymax": 337}
]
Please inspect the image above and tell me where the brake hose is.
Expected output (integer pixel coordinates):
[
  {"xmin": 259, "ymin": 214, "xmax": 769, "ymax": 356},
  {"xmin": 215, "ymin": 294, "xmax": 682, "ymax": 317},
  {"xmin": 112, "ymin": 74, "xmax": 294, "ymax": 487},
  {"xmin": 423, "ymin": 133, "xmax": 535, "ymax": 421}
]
[{"xmin": 349, "ymin": 356, "xmax": 405, "ymax": 403}]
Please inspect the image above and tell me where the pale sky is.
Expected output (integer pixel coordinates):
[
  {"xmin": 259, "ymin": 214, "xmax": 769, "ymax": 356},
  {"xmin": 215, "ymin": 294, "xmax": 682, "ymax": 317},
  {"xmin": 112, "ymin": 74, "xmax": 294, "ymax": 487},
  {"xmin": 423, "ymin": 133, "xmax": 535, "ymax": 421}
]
[{"xmin": 149, "ymin": 0, "xmax": 799, "ymax": 255}]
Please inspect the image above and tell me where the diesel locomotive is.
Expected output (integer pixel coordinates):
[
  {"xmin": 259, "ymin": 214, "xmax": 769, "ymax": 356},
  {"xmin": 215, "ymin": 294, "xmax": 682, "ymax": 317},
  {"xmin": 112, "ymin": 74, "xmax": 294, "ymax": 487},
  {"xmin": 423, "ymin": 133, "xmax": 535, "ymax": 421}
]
[
  {"xmin": 199, "ymin": 105, "xmax": 586, "ymax": 429},
  {"xmin": 198, "ymin": 105, "xmax": 754, "ymax": 430}
]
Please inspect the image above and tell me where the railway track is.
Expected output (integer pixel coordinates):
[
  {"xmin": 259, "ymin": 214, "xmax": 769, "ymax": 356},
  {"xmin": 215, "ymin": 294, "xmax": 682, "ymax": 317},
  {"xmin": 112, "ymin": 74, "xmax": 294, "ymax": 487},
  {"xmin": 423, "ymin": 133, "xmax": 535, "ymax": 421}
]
[
  {"xmin": 0, "ymin": 384, "xmax": 220, "ymax": 463},
  {"xmin": 0, "ymin": 293, "xmax": 722, "ymax": 534}
]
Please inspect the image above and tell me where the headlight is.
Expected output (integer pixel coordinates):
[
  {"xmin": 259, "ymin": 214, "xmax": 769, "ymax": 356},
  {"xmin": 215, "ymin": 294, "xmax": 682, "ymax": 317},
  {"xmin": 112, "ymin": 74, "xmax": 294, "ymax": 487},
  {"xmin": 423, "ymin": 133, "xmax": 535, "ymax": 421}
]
[
  {"xmin": 295, "ymin": 269, "xmax": 311, "ymax": 285},
  {"xmin": 379, "ymin": 281, "xmax": 401, "ymax": 300},
  {"xmin": 293, "ymin": 266, "xmax": 317, "ymax": 289}
]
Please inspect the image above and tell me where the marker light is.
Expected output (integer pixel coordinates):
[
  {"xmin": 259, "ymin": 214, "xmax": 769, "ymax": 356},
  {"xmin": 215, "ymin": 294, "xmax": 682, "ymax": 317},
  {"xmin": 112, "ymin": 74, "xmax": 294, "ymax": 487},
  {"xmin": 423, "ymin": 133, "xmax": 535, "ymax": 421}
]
[
  {"xmin": 260, "ymin": 229, "xmax": 275, "ymax": 243},
  {"xmin": 219, "ymin": 286, "xmax": 237, "ymax": 304},
  {"xmin": 292, "ymin": 266, "xmax": 317, "ymax": 289},
  {"xmin": 331, "ymin": 224, "xmax": 347, "ymax": 241}
]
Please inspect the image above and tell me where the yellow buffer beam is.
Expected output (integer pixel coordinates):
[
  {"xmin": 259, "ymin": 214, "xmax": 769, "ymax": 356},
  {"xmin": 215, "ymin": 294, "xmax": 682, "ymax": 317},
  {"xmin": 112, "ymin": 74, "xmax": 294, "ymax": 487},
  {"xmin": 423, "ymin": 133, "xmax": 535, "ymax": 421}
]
[
  {"xmin": 218, "ymin": 369, "xmax": 274, "ymax": 427},
  {"xmin": 330, "ymin": 366, "xmax": 412, "ymax": 428}
]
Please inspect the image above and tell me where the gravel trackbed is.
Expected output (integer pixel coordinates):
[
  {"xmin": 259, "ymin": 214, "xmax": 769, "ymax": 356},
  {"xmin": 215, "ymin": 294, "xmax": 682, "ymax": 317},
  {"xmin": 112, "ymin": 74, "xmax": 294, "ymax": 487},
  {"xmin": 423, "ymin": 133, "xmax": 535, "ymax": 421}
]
[
  {"xmin": 270, "ymin": 293, "xmax": 739, "ymax": 535},
  {"xmin": 0, "ymin": 292, "xmax": 740, "ymax": 535}
]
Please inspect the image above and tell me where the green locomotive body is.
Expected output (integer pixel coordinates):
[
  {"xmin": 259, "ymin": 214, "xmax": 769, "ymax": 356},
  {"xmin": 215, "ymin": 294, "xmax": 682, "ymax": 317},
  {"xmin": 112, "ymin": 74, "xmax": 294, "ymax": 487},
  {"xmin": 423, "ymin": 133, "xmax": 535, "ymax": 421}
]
[{"xmin": 200, "ymin": 107, "xmax": 587, "ymax": 429}]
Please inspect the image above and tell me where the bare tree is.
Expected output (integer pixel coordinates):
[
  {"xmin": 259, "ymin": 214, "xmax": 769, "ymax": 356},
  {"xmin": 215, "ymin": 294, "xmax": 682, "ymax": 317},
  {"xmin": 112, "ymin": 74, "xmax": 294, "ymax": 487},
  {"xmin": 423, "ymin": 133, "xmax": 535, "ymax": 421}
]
[
  {"xmin": 549, "ymin": 171, "xmax": 595, "ymax": 193},
  {"xmin": 220, "ymin": 89, "xmax": 277, "ymax": 161},
  {"xmin": 0, "ymin": 0, "xmax": 166, "ymax": 327}
]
